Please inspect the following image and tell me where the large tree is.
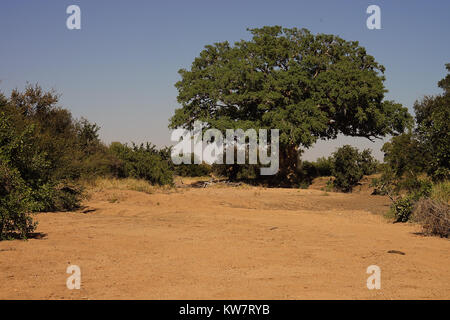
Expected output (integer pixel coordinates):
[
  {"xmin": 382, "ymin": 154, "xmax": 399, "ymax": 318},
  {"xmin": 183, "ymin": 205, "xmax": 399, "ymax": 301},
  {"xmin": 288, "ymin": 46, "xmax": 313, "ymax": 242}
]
[{"xmin": 169, "ymin": 26, "xmax": 411, "ymax": 182}]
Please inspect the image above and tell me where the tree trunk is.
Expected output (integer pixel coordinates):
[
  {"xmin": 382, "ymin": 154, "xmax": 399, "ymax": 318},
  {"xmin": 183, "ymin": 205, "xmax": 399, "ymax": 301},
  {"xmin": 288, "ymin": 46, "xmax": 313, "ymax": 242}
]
[{"xmin": 278, "ymin": 143, "xmax": 300, "ymax": 185}]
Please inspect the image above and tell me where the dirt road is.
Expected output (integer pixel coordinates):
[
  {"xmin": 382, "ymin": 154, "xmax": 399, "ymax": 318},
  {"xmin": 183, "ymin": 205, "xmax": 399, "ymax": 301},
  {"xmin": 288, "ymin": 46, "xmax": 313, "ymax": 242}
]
[{"xmin": 0, "ymin": 186, "xmax": 449, "ymax": 299}]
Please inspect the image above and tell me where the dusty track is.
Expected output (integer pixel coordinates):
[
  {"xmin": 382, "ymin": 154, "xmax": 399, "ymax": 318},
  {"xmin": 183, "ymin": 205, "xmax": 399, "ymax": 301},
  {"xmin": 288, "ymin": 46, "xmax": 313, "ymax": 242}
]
[{"xmin": 0, "ymin": 186, "xmax": 449, "ymax": 299}]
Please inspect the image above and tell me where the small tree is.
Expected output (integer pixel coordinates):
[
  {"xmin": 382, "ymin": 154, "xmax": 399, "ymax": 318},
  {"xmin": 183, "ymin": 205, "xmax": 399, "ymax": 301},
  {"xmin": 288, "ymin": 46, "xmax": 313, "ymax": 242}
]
[
  {"xmin": 331, "ymin": 145, "xmax": 364, "ymax": 192},
  {"xmin": 109, "ymin": 142, "xmax": 174, "ymax": 186},
  {"xmin": 359, "ymin": 149, "xmax": 379, "ymax": 175},
  {"xmin": 414, "ymin": 63, "xmax": 450, "ymax": 181},
  {"xmin": 0, "ymin": 110, "xmax": 41, "ymax": 238}
]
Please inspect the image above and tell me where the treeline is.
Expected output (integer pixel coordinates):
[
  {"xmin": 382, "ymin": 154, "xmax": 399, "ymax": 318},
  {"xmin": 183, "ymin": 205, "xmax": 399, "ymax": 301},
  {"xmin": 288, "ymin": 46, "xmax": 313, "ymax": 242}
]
[
  {"xmin": 372, "ymin": 65, "xmax": 450, "ymax": 236},
  {"xmin": 0, "ymin": 85, "xmax": 174, "ymax": 239},
  {"xmin": 298, "ymin": 147, "xmax": 379, "ymax": 191}
]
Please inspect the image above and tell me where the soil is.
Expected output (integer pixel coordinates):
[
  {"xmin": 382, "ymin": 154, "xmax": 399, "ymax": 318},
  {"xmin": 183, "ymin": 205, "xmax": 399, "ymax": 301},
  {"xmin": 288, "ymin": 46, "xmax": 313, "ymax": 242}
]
[{"xmin": 1, "ymin": 182, "xmax": 449, "ymax": 299}]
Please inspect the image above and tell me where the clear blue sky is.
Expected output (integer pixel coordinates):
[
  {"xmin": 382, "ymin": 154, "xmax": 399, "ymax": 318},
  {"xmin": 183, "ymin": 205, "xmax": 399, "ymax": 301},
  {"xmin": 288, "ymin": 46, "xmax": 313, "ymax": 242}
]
[{"xmin": 1, "ymin": 0, "xmax": 449, "ymax": 160}]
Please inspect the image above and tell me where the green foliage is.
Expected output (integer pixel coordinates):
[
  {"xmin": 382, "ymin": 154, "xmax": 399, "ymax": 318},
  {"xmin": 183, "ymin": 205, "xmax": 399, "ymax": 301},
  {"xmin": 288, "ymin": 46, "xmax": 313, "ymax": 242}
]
[
  {"xmin": 391, "ymin": 195, "xmax": 415, "ymax": 223},
  {"xmin": 175, "ymin": 163, "xmax": 211, "ymax": 177},
  {"xmin": 2, "ymin": 85, "xmax": 87, "ymax": 209},
  {"xmin": 208, "ymin": 146, "xmax": 261, "ymax": 181},
  {"xmin": 0, "ymin": 110, "xmax": 41, "ymax": 238},
  {"xmin": 430, "ymin": 180, "xmax": 450, "ymax": 203},
  {"xmin": 331, "ymin": 145, "xmax": 377, "ymax": 192},
  {"xmin": 295, "ymin": 156, "xmax": 333, "ymax": 187},
  {"xmin": 0, "ymin": 161, "xmax": 37, "ymax": 239},
  {"xmin": 381, "ymin": 132, "xmax": 427, "ymax": 179},
  {"xmin": 359, "ymin": 149, "xmax": 379, "ymax": 175},
  {"xmin": 170, "ymin": 26, "xmax": 411, "ymax": 181},
  {"xmin": 32, "ymin": 182, "xmax": 84, "ymax": 212},
  {"xmin": 314, "ymin": 157, "xmax": 333, "ymax": 176},
  {"xmin": 413, "ymin": 65, "xmax": 450, "ymax": 181},
  {"xmin": 162, "ymin": 150, "xmax": 212, "ymax": 177},
  {"xmin": 109, "ymin": 142, "xmax": 174, "ymax": 186},
  {"xmin": 0, "ymin": 85, "xmax": 101, "ymax": 238},
  {"xmin": 388, "ymin": 178, "xmax": 432, "ymax": 223},
  {"xmin": 1, "ymin": 83, "xmax": 174, "ymax": 238},
  {"xmin": 376, "ymin": 64, "xmax": 450, "ymax": 218},
  {"xmin": 331, "ymin": 145, "xmax": 363, "ymax": 192}
]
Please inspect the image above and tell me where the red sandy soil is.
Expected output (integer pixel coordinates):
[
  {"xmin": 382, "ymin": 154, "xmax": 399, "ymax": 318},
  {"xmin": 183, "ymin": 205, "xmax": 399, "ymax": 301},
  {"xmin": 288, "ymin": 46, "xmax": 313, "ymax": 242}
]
[{"xmin": 0, "ymin": 184, "xmax": 449, "ymax": 299}]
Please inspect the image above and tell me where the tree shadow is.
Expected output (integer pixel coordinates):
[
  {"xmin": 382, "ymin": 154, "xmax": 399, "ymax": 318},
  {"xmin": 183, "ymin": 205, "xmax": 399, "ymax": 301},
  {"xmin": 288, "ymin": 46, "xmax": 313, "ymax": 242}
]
[{"xmin": 1, "ymin": 232, "xmax": 48, "ymax": 241}]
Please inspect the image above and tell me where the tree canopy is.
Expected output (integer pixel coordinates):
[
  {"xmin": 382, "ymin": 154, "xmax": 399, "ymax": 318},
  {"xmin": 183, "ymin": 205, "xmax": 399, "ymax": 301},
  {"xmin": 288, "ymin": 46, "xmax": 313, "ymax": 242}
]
[
  {"xmin": 169, "ymin": 26, "xmax": 411, "ymax": 180},
  {"xmin": 169, "ymin": 26, "xmax": 412, "ymax": 179},
  {"xmin": 413, "ymin": 63, "xmax": 450, "ymax": 180}
]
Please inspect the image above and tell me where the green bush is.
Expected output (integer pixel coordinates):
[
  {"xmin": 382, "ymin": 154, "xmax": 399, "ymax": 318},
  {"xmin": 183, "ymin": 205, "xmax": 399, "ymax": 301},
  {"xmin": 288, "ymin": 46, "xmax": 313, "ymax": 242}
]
[
  {"xmin": 391, "ymin": 195, "xmax": 415, "ymax": 223},
  {"xmin": 0, "ymin": 162, "xmax": 37, "ymax": 239},
  {"xmin": 0, "ymin": 111, "xmax": 42, "ymax": 238},
  {"xmin": 176, "ymin": 163, "xmax": 212, "ymax": 177},
  {"xmin": 164, "ymin": 151, "xmax": 212, "ymax": 177},
  {"xmin": 381, "ymin": 64, "xmax": 450, "ymax": 183},
  {"xmin": 315, "ymin": 157, "xmax": 333, "ymax": 177},
  {"xmin": 331, "ymin": 145, "xmax": 377, "ymax": 192},
  {"xmin": 389, "ymin": 178, "xmax": 432, "ymax": 222},
  {"xmin": 109, "ymin": 142, "xmax": 174, "ymax": 186},
  {"xmin": 359, "ymin": 149, "xmax": 379, "ymax": 175},
  {"xmin": 414, "ymin": 65, "xmax": 450, "ymax": 181},
  {"xmin": 32, "ymin": 182, "xmax": 84, "ymax": 212}
]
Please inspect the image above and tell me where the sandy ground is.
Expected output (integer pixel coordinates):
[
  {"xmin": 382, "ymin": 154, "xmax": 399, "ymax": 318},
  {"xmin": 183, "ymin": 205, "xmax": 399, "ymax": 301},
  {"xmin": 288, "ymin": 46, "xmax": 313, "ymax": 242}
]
[{"xmin": 0, "ymin": 184, "xmax": 449, "ymax": 300}]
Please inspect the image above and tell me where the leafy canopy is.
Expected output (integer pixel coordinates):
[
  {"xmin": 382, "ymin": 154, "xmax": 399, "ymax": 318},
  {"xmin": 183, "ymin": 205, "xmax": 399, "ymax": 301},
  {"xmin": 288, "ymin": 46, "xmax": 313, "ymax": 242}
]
[
  {"xmin": 331, "ymin": 145, "xmax": 377, "ymax": 192},
  {"xmin": 413, "ymin": 63, "xmax": 450, "ymax": 180},
  {"xmin": 170, "ymin": 26, "xmax": 411, "ymax": 150}
]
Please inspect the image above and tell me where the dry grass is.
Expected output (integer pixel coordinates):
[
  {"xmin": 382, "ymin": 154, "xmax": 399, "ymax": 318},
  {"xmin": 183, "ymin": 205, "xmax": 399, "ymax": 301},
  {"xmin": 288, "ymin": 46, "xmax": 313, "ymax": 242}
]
[
  {"xmin": 80, "ymin": 177, "xmax": 171, "ymax": 195},
  {"xmin": 430, "ymin": 180, "xmax": 450, "ymax": 204},
  {"xmin": 413, "ymin": 198, "xmax": 450, "ymax": 238}
]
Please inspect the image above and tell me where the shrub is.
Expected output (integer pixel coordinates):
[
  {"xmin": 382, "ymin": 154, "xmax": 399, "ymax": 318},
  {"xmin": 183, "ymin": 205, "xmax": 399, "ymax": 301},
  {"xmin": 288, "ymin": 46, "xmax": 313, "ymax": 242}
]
[
  {"xmin": 430, "ymin": 180, "xmax": 450, "ymax": 203},
  {"xmin": 0, "ymin": 162, "xmax": 37, "ymax": 239},
  {"xmin": 32, "ymin": 182, "xmax": 84, "ymax": 212},
  {"xmin": 389, "ymin": 178, "xmax": 432, "ymax": 222},
  {"xmin": 1, "ymin": 86, "xmax": 87, "ymax": 214},
  {"xmin": 331, "ymin": 145, "xmax": 364, "ymax": 192},
  {"xmin": 359, "ymin": 149, "xmax": 379, "ymax": 175},
  {"xmin": 381, "ymin": 64, "xmax": 450, "ymax": 182},
  {"xmin": 109, "ymin": 142, "xmax": 174, "ymax": 186},
  {"xmin": 413, "ymin": 198, "xmax": 449, "ymax": 237},
  {"xmin": 0, "ymin": 110, "xmax": 43, "ymax": 238},
  {"xmin": 330, "ymin": 146, "xmax": 379, "ymax": 192},
  {"xmin": 168, "ymin": 152, "xmax": 212, "ymax": 177},
  {"xmin": 414, "ymin": 66, "xmax": 450, "ymax": 181},
  {"xmin": 315, "ymin": 157, "xmax": 333, "ymax": 176},
  {"xmin": 391, "ymin": 195, "xmax": 415, "ymax": 223}
]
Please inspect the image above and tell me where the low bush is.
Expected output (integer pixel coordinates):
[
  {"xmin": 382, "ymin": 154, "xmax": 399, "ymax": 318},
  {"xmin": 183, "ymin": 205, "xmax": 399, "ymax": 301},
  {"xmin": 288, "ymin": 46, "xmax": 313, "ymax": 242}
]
[
  {"xmin": 109, "ymin": 142, "xmax": 174, "ymax": 186},
  {"xmin": 0, "ymin": 162, "xmax": 37, "ymax": 239},
  {"xmin": 389, "ymin": 178, "xmax": 432, "ymax": 222},
  {"xmin": 413, "ymin": 198, "xmax": 449, "ymax": 238},
  {"xmin": 331, "ymin": 146, "xmax": 363, "ymax": 192}
]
